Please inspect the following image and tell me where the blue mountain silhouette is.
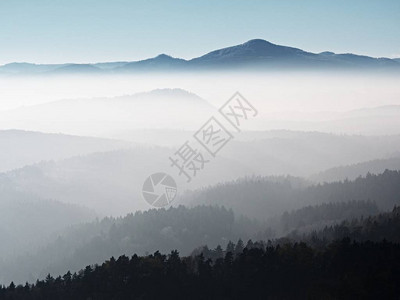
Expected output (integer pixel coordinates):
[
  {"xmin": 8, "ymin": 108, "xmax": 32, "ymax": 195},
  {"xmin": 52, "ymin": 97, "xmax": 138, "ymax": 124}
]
[{"xmin": 1, "ymin": 39, "xmax": 399, "ymax": 74}]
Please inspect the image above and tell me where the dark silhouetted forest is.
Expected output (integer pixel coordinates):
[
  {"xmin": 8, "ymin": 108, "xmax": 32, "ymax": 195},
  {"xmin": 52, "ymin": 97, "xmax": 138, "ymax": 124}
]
[
  {"xmin": 1, "ymin": 170, "xmax": 400, "ymax": 296},
  {"xmin": 291, "ymin": 206, "xmax": 400, "ymax": 246},
  {"xmin": 1, "ymin": 238, "xmax": 399, "ymax": 299},
  {"xmin": 2, "ymin": 199, "xmax": 381, "ymax": 284}
]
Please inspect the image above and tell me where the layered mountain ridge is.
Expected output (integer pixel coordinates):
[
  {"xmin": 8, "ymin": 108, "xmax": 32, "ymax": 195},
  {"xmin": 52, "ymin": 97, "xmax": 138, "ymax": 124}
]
[{"xmin": 1, "ymin": 39, "xmax": 399, "ymax": 74}]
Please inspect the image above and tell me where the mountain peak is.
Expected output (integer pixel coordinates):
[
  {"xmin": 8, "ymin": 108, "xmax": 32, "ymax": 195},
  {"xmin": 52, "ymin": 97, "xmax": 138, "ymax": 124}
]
[
  {"xmin": 2, "ymin": 40, "xmax": 400, "ymax": 74},
  {"xmin": 320, "ymin": 51, "xmax": 335, "ymax": 55},
  {"xmin": 155, "ymin": 53, "xmax": 174, "ymax": 60},
  {"xmin": 243, "ymin": 39, "xmax": 274, "ymax": 46},
  {"xmin": 190, "ymin": 38, "xmax": 310, "ymax": 65}
]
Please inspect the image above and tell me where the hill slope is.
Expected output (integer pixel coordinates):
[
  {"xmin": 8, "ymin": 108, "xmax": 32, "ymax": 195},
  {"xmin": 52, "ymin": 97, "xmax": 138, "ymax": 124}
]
[
  {"xmin": 0, "ymin": 89, "xmax": 215, "ymax": 135},
  {"xmin": 187, "ymin": 170, "xmax": 400, "ymax": 219},
  {"xmin": 311, "ymin": 156, "xmax": 400, "ymax": 182},
  {"xmin": 0, "ymin": 130, "xmax": 129, "ymax": 172}
]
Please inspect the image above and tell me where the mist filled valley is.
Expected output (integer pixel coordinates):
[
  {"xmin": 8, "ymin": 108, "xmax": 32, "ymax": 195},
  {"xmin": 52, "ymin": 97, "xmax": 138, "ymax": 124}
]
[
  {"xmin": 1, "ymin": 3, "xmax": 400, "ymax": 295},
  {"xmin": 0, "ymin": 68, "xmax": 400, "ymax": 291}
]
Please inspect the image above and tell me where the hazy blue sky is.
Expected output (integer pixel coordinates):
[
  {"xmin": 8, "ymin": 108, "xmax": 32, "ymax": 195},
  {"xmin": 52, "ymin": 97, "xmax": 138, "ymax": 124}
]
[{"xmin": 0, "ymin": 0, "xmax": 399, "ymax": 64}]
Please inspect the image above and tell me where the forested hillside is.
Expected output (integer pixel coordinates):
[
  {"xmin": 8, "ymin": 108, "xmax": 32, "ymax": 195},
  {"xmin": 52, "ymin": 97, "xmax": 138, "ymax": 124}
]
[
  {"xmin": 1, "ymin": 239, "xmax": 399, "ymax": 299},
  {"xmin": 311, "ymin": 156, "xmax": 400, "ymax": 182},
  {"xmin": 0, "ymin": 189, "xmax": 95, "ymax": 259},
  {"xmin": 2, "ymin": 170, "xmax": 399, "ymax": 284},
  {"xmin": 187, "ymin": 170, "xmax": 400, "ymax": 219},
  {"xmin": 0, "ymin": 206, "xmax": 263, "ymax": 284},
  {"xmin": 276, "ymin": 200, "xmax": 379, "ymax": 235},
  {"xmin": 0, "ymin": 199, "xmax": 387, "ymax": 284},
  {"xmin": 291, "ymin": 206, "xmax": 400, "ymax": 245}
]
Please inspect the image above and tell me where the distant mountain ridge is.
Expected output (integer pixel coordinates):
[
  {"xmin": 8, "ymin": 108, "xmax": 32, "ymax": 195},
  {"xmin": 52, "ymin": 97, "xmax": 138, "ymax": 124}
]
[
  {"xmin": 0, "ymin": 88, "xmax": 216, "ymax": 135},
  {"xmin": 311, "ymin": 156, "xmax": 400, "ymax": 183},
  {"xmin": 0, "ymin": 130, "xmax": 129, "ymax": 172},
  {"xmin": 1, "ymin": 39, "xmax": 399, "ymax": 74}
]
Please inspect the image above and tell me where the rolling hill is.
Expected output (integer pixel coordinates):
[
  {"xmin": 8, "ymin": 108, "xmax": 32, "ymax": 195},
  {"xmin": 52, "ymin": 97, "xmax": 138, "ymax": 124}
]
[
  {"xmin": 0, "ymin": 130, "xmax": 129, "ymax": 172},
  {"xmin": 0, "ymin": 89, "xmax": 215, "ymax": 136},
  {"xmin": 311, "ymin": 156, "xmax": 400, "ymax": 183},
  {"xmin": 3, "ymin": 170, "xmax": 399, "ymax": 284}
]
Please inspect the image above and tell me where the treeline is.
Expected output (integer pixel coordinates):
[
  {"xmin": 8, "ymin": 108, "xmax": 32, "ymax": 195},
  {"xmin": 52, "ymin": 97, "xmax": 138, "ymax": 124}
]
[
  {"xmin": 0, "ymin": 200, "xmax": 383, "ymax": 284},
  {"xmin": 311, "ymin": 156, "xmax": 400, "ymax": 183},
  {"xmin": 1, "ymin": 239, "xmax": 399, "ymax": 299},
  {"xmin": 188, "ymin": 170, "xmax": 400, "ymax": 219},
  {"xmin": 292, "ymin": 206, "xmax": 400, "ymax": 246},
  {"xmin": 2, "ymin": 170, "xmax": 398, "ymax": 284},
  {"xmin": 0, "ymin": 205, "xmax": 263, "ymax": 284},
  {"xmin": 278, "ymin": 200, "xmax": 379, "ymax": 234}
]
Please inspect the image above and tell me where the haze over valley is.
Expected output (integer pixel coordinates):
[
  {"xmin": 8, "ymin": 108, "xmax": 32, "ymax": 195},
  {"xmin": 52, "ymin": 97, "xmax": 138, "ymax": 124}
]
[{"xmin": 1, "ymin": 3, "xmax": 400, "ymax": 295}]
